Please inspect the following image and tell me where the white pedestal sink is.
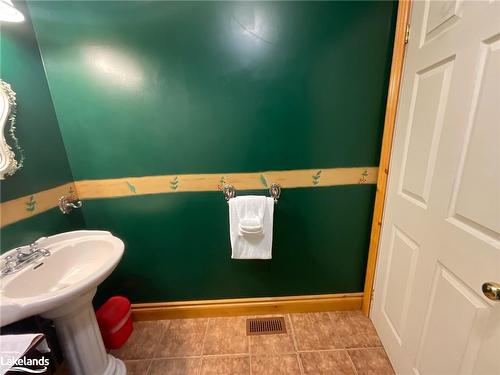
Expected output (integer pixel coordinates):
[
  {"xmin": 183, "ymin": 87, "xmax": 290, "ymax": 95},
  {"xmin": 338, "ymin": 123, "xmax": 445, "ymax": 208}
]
[{"xmin": 0, "ymin": 231, "xmax": 126, "ymax": 375}]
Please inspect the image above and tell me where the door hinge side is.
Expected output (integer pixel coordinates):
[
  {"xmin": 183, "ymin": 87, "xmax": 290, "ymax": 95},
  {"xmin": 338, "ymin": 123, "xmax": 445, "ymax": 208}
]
[{"xmin": 404, "ymin": 23, "xmax": 410, "ymax": 44}]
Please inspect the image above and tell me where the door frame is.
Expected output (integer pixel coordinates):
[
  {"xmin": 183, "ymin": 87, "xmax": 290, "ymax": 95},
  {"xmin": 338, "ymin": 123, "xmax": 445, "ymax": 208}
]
[{"xmin": 362, "ymin": 0, "xmax": 412, "ymax": 316}]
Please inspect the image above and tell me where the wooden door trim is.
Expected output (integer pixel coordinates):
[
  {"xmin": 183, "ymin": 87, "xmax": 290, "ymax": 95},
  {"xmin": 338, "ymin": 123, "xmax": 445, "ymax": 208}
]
[{"xmin": 362, "ymin": 0, "xmax": 412, "ymax": 316}]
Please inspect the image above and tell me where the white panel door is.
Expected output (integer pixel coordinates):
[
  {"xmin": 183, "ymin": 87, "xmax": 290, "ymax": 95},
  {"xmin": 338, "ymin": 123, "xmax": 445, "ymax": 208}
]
[{"xmin": 372, "ymin": 1, "xmax": 500, "ymax": 374}]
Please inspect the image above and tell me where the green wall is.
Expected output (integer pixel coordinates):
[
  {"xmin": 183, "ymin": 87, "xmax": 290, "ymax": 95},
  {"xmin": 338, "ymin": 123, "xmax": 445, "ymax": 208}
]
[
  {"xmin": 29, "ymin": 1, "xmax": 396, "ymax": 178},
  {"xmin": 85, "ymin": 186, "xmax": 376, "ymax": 303},
  {"xmin": 0, "ymin": 1, "xmax": 85, "ymax": 251},
  {"xmin": 4, "ymin": 1, "xmax": 397, "ymax": 303}
]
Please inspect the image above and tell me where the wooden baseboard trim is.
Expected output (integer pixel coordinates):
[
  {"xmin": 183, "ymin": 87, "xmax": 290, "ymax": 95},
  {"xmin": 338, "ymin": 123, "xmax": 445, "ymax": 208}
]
[{"xmin": 131, "ymin": 293, "xmax": 363, "ymax": 321}]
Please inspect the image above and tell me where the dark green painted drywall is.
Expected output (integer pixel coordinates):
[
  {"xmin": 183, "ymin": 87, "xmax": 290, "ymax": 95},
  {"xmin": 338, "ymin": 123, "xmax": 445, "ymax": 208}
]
[
  {"xmin": 6, "ymin": 1, "xmax": 397, "ymax": 302},
  {"xmin": 0, "ymin": 1, "xmax": 75, "ymax": 202},
  {"xmin": 1, "ymin": 208, "xmax": 85, "ymax": 252},
  {"xmin": 89, "ymin": 185, "xmax": 376, "ymax": 305},
  {"xmin": 29, "ymin": 1, "xmax": 397, "ymax": 179},
  {"xmin": 0, "ymin": 1, "xmax": 85, "ymax": 251}
]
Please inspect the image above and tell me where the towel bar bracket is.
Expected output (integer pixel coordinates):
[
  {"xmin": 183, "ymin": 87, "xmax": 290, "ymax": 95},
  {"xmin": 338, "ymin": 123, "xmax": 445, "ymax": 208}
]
[
  {"xmin": 269, "ymin": 183, "xmax": 281, "ymax": 204},
  {"xmin": 58, "ymin": 195, "xmax": 83, "ymax": 214},
  {"xmin": 222, "ymin": 184, "xmax": 236, "ymax": 202},
  {"xmin": 222, "ymin": 183, "xmax": 281, "ymax": 204}
]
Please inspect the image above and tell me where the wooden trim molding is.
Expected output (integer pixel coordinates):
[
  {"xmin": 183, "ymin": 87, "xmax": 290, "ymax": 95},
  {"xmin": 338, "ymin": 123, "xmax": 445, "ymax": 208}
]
[
  {"xmin": 362, "ymin": 0, "xmax": 412, "ymax": 316},
  {"xmin": 0, "ymin": 166, "xmax": 377, "ymax": 227},
  {"xmin": 131, "ymin": 293, "xmax": 363, "ymax": 321}
]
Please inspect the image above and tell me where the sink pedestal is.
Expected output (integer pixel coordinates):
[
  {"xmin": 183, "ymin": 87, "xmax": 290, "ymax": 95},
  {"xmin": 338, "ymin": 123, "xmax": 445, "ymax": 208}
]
[{"xmin": 42, "ymin": 289, "xmax": 125, "ymax": 375}]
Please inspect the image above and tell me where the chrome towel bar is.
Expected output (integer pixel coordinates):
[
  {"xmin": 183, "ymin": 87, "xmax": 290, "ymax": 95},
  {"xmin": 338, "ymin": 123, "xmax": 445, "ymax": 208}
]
[{"xmin": 222, "ymin": 183, "xmax": 281, "ymax": 204}]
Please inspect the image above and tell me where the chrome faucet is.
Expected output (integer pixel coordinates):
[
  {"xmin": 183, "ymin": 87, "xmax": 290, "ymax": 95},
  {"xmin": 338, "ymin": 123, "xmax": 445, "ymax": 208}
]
[{"xmin": 1, "ymin": 239, "xmax": 50, "ymax": 276}]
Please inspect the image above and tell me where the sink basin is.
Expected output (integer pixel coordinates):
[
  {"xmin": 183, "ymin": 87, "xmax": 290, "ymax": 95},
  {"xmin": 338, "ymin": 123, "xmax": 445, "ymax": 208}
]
[
  {"xmin": 0, "ymin": 230, "xmax": 123, "ymax": 324},
  {"xmin": 0, "ymin": 230, "xmax": 126, "ymax": 375},
  {"xmin": 3, "ymin": 238, "xmax": 114, "ymax": 298}
]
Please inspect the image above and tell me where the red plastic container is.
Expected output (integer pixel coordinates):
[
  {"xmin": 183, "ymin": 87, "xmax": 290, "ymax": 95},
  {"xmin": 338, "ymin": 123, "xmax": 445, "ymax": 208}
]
[{"xmin": 96, "ymin": 296, "xmax": 133, "ymax": 350}]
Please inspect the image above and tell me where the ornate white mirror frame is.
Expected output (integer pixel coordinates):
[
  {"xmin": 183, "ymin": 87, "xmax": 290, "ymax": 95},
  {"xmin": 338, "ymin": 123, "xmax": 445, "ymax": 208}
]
[{"xmin": 0, "ymin": 80, "xmax": 23, "ymax": 179}]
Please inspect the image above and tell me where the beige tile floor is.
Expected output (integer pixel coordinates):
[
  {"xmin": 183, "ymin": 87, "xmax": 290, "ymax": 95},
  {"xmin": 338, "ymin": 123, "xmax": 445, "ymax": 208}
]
[{"xmin": 109, "ymin": 311, "xmax": 395, "ymax": 375}]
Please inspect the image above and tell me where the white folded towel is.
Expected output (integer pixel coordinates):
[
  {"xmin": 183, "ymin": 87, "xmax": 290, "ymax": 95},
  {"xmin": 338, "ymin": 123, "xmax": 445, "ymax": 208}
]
[
  {"xmin": 239, "ymin": 217, "xmax": 263, "ymax": 236},
  {"xmin": 229, "ymin": 195, "xmax": 274, "ymax": 259}
]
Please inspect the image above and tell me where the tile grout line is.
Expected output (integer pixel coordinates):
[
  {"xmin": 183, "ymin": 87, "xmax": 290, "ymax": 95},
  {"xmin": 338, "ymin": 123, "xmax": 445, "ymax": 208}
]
[
  {"xmin": 295, "ymin": 353, "xmax": 304, "ymax": 375},
  {"xmin": 151, "ymin": 355, "xmax": 203, "ymax": 360},
  {"xmin": 346, "ymin": 350, "xmax": 360, "ymax": 375},
  {"xmin": 251, "ymin": 350, "xmax": 298, "ymax": 356},
  {"xmin": 196, "ymin": 355, "xmax": 203, "ymax": 375},
  {"xmin": 330, "ymin": 309, "xmax": 359, "ymax": 375},
  {"xmin": 199, "ymin": 317, "xmax": 211, "ymax": 373},
  {"xmin": 202, "ymin": 352, "xmax": 250, "ymax": 358},
  {"xmin": 144, "ymin": 359, "xmax": 154, "ymax": 375},
  {"xmin": 344, "ymin": 346, "xmax": 384, "ymax": 351},
  {"xmin": 145, "ymin": 319, "xmax": 171, "ymax": 374},
  {"xmin": 327, "ymin": 310, "xmax": 349, "ymax": 352},
  {"xmin": 297, "ymin": 348, "xmax": 347, "ymax": 353},
  {"xmin": 151, "ymin": 320, "xmax": 170, "ymax": 359},
  {"xmin": 330, "ymin": 311, "xmax": 377, "ymax": 375},
  {"xmin": 287, "ymin": 314, "xmax": 305, "ymax": 375},
  {"xmin": 287, "ymin": 314, "xmax": 300, "ymax": 353}
]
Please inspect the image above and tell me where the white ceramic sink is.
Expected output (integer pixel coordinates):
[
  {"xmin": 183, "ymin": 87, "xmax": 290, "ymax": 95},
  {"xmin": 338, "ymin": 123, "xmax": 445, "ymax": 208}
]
[
  {"xmin": 3, "ymin": 238, "xmax": 114, "ymax": 298},
  {"xmin": 0, "ymin": 230, "xmax": 123, "ymax": 324},
  {"xmin": 0, "ymin": 230, "xmax": 126, "ymax": 375}
]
